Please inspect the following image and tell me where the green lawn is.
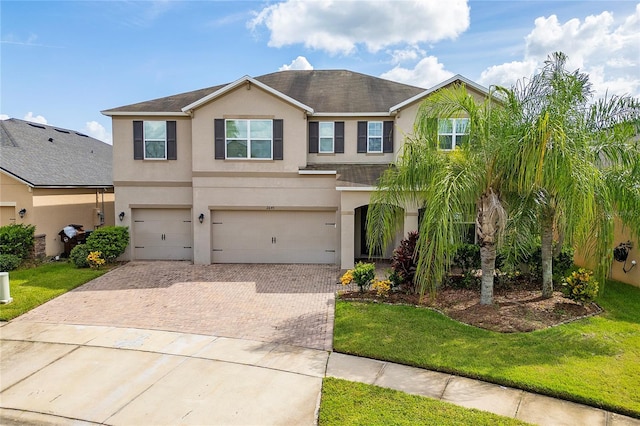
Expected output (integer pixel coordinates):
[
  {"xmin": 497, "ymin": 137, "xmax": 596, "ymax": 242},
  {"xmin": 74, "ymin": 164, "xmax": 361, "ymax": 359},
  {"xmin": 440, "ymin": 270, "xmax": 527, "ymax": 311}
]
[
  {"xmin": 333, "ymin": 280, "xmax": 640, "ymax": 417},
  {"xmin": 319, "ymin": 377, "xmax": 531, "ymax": 425},
  {"xmin": 0, "ymin": 262, "xmax": 110, "ymax": 321}
]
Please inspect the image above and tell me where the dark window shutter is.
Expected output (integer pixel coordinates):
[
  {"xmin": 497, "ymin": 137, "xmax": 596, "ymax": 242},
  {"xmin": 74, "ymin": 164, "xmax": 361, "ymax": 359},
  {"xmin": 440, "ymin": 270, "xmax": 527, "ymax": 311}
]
[
  {"xmin": 383, "ymin": 121, "xmax": 394, "ymax": 153},
  {"xmin": 167, "ymin": 121, "xmax": 177, "ymax": 160},
  {"xmin": 273, "ymin": 119, "xmax": 283, "ymax": 160},
  {"xmin": 335, "ymin": 122, "xmax": 344, "ymax": 153},
  {"xmin": 357, "ymin": 121, "xmax": 367, "ymax": 153},
  {"xmin": 308, "ymin": 121, "xmax": 319, "ymax": 153},
  {"xmin": 214, "ymin": 119, "xmax": 225, "ymax": 159},
  {"xmin": 133, "ymin": 121, "xmax": 143, "ymax": 160}
]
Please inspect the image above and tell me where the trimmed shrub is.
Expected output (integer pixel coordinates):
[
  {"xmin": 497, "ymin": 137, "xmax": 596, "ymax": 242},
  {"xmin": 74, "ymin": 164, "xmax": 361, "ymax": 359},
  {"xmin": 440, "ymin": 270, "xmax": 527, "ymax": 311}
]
[
  {"xmin": 452, "ymin": 243, "xmax": 480, "ymax": 271},
  {"xmin": 562, "ymin": 268, "xmax": 599, "ymax": 304},
  {"xmin": 69, "ymin": 244, "xmax": 91, "ymax": 268},
  {"xmin": 521, "ymin": 244, "xmax": 575, "ymax": 283},
  {"xmin": 0, "ymin": 254, "xmax": 21, "ymax": 271},
  {"xmin": 85, "ymin": 226, "xmax": 129, "ymax": 262},
  {"xmin": 0, "ymin": 223, "xmax": 35, "ymax": 260}
]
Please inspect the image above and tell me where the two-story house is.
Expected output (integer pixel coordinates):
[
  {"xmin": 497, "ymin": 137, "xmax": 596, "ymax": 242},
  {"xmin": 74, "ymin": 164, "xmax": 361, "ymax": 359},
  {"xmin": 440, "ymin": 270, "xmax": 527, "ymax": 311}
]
[{"xmin": 102, "ymin": 70, "xmax": 490, "ymax": 269}]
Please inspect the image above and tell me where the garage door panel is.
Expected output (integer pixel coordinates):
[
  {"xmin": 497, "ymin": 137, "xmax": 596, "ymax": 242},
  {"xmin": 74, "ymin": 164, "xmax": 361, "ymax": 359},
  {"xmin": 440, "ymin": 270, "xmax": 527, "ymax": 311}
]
[
  {"xmin": 133, "ymin": 209, "xmax": 193, "ymax": 261},
  {"xmin": 211, "ymin": 210, "xmax": 337, "ymax": 264}
]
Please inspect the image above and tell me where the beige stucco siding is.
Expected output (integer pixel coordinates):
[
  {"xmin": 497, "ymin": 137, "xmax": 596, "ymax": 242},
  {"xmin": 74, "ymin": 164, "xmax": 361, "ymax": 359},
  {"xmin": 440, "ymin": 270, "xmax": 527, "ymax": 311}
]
[
  {"xmin": 307, "ymin": 116, "xmax": 396, "ymax": 164},
  {"xmin": 191, "ymin": 84, "xmax": 308, "ymax": 173},
  {"xmin": 1, "ymin": 173, "xmax": 114, "ymax": 257},
  {"xmin": 111, "ymin": 116, "xmax": 192, "ymax": 183},
  {"xmin": 574, "ymin": 217, "xmax": 639, "ymax": 287},
  {"xmin": 0, "ymin": 172, "xmax": 32, "ymax": 226}
]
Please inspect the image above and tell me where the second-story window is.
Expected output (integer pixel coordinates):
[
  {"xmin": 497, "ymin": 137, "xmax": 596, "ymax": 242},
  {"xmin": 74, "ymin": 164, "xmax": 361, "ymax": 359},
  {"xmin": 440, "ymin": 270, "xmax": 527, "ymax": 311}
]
[
  {"xmin": 367, "ymin": 121, "xmax": 383, "ymax": 153},
  {"xmin": 319, "ymin": 122, "xmax": 335, "ymax": 153},
  {"xmin": 438, "ymin": 118, "xmax": 469, "ymax": 150},
  {"xmin": 144, "ymin": 121, "xmax": 167, "ymax": 159},
  {"xmin": 226, "ymin": 119, "xmax": 273, "ymax": 159}
]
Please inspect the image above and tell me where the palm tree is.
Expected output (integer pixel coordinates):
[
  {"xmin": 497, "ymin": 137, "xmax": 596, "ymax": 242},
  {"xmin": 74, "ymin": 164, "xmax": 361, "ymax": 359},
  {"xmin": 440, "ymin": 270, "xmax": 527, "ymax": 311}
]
[
  {"xmin": 504, "ymin": 52, "xmax": 640, "ymax": 296},
  {"xmin": 367, "ymin": 84, "xmax": 509, "ymax": 305}
]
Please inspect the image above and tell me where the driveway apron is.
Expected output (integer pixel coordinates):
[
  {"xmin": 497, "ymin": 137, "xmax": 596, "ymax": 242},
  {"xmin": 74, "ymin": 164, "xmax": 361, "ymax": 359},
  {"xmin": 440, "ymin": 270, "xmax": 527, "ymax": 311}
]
[{"xmin": 1, "ymin": 262, "xmax": 341, "ymax": 425}]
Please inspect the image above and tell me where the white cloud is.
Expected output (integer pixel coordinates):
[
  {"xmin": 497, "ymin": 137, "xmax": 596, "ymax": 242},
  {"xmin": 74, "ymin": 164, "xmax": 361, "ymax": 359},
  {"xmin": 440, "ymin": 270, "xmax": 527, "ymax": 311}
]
[
  {"xmin": 478, "ymin": 5, "xmax": 640, "ymax": 97},
  {"xmin": 279, "ymin": 56, "xmax": 314, "ymax": 71},
  {"xmin": 0, "ymin": 114, "xmax": 9, "ymax": 120},
  {"xmin": 84, "ymin": 121, "xmax": 112, "ymax": 144},
  {"xmin": 380, "ymin": 56, "xmax": 454, "ymax": 88},
  {"xmin": 388, "ymin": 47, "xmax": 426, "ymax": 65},
  {"xmin": 479, "ymin": 60, "xmax": 539, "ymax": 90},
  {"xmin": 250, "ymin": 0, "xmax": 469, "ymax": 55},
  {"xmin": 23, "ymin": 112, "xmax": 47, "ymax": 124}
]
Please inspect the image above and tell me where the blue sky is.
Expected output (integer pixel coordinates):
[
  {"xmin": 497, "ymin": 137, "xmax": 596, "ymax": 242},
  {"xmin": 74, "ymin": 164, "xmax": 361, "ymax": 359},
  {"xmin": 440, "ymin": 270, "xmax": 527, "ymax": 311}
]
[{"xmin": 2, "ymin": 0, "xmax": 639, "ymax": 144}]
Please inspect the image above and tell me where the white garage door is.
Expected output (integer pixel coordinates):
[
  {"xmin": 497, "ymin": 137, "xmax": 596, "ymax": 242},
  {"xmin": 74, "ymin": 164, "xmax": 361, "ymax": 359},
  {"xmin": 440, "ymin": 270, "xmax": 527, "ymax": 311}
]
[
  {"xmin": 133, "ymin": 209, "xmax": 193, "ymax": 260},
  {"xmin": 211, "ymin": 210, "xmax": 337, "ymax": 264}
]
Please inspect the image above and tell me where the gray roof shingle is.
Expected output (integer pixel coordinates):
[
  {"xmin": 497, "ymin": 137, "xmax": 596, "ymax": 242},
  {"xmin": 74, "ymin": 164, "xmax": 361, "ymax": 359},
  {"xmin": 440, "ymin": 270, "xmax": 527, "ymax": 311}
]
[
  {"xmin": 0, "ymin": 118, "xmax": 112, "ymax": 187},
  {"xmin": 302, "ymin": 163, "xmax": 392, "ymax": 187},
  {"xmin": 102, "ymin": 70, "xmax": 426, "ymax": 114}
]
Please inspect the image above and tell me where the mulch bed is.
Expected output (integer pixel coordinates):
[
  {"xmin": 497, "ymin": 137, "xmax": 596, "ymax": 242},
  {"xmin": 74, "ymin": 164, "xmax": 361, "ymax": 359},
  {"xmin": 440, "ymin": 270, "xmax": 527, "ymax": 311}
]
[{"xmin": 338, "ymin": 283, "xmax": 602, "ymax": 333}]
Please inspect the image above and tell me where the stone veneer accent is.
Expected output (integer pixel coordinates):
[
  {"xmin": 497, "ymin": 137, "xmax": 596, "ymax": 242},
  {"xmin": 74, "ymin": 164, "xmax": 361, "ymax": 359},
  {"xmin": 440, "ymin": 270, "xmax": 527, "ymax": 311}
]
[{"xmin": 31, "ymin": 234, "xmax": 46, "ymax": 259}]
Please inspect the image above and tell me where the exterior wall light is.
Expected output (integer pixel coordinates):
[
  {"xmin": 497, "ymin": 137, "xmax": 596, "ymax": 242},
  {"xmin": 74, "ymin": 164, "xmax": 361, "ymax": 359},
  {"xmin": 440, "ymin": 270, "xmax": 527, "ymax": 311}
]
[
  {"xmin": 18, "ymin": 208, "xmax": 26, "ymax": 219},
  {"xmin": 119, "ymin": 211, "xmax": 125, "ymax": 222},
  {"xmin": 199, "ymin": 213, "xmax": 205, "ymax": 224}
]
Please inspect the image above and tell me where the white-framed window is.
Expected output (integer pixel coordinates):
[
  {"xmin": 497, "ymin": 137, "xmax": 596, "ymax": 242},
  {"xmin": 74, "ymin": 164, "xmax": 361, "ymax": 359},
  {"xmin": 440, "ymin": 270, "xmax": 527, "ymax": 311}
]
[
  {"xmin": 438, "ymin": 118, "xmax": 469, "ymax": 150},
  {"xmin": 144, "ymin": 121, "xmax": 167, "ymax": 159},
  {"xmin": 319, "ymin": 122, "xmax": 335, "ymax": 153},
  {"xmin": 368, "ymin": 121, "xmax": 383, "ymax": 153},
  {"xmin": 225, "ymin": 119, "xmax": 273, "ymax": 159}
]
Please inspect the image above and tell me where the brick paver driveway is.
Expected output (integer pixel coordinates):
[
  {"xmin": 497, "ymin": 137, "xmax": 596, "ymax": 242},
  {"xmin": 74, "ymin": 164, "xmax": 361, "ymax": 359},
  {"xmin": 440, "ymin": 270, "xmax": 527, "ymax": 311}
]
[{"xmin": 15, "ymin": 262, "xmax": 341, "ymax": 351}]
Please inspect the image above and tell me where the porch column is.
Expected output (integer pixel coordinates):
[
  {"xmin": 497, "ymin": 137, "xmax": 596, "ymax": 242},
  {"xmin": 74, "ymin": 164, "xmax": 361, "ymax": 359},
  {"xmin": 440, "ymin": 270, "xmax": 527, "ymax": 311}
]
[
  {"xmin": 404, "ymin": 209, "xmax": 419, "ymax": 237},
  {"xmin": 340, "ymin": 210, "xmax": 355, "ymax": 270}
]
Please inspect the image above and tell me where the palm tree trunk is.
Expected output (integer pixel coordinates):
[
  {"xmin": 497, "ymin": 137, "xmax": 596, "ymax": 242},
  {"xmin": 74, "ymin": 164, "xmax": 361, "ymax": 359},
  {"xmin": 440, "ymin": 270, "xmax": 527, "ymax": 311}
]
[
  {"xmin": 541, "ymin": 211, "xmax": 554, "ymax": 298},
  {"xmin": 477, "ymin": 189, "xmax": 502, "ymax": 305},
  {"xmin": 480, "ymin": 243, "xmax": 496, "ymax": 305}
]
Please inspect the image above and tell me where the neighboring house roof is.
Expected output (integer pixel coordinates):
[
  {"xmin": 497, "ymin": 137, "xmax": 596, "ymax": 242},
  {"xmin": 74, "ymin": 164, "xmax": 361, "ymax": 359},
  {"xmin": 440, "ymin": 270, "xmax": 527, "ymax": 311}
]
[
  {"xmin": 102, "ymin": 70, "xmax": 426, "ymax": 116},
  {"xmin": 0, "ymin": 118, "xmax": 112, "ymax": 188},
  {"xmin": 302, "ymin": 163, "xmax": 392, "ymax": 188}
]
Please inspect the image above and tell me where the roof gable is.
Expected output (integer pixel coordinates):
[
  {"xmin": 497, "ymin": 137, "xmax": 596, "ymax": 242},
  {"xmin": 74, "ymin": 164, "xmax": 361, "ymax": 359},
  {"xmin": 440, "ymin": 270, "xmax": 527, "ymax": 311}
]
[
  {"xmin": 0, "ymin": 119, "xmax": 112, "ymax": 187},
  {"xmin": 181, "ymin": 75, "xmax": 314, "ymax": 114},
  {"xmin": 390, "ymin": 74, "xmax": 493, "ymax": 112}
]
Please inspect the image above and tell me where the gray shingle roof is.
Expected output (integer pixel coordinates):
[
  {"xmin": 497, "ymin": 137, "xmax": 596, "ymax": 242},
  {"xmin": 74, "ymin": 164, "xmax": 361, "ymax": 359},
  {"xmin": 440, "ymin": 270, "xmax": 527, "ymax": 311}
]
[
  {"xmin": 302, "ymin": 163, "xmax": 392, "ymax": 187},
  {"xmin": 0, "ymin": 118, "xmax": 112, "ymax": 187},
  {"xmin": 102, "ymin": 70, "xmax": 426, "ymax": 114}
]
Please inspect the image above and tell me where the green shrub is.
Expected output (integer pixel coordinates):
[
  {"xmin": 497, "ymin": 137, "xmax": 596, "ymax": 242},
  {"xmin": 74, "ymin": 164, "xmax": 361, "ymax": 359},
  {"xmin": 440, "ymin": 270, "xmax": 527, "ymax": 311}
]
[
  {"xmin": 351, "ymin": 262, "xmax": 376, "ymax": 293},
  {"xmin": 562, "ymin": 268, "xmax": 599, "ymax": 304},
  {"xmin": 85, "ymin": 226, "xmax": 129, "ymax": 262},
  {"xmin": 0, "ymin": 224, "xmax": 35, "ymax": 259},
  {"xmin": 521, "ymin": 243, "xmax": 574, "ymax": 282},
  {"xmin": 69, "ymin": 244, "xmax": 91, "ymax": 268},
  {"xmin": 452, "ymin": 243, "xmax": 480, "ymax": 271},
  {"xmin": 0, "ymin": 254, "xmax": 22, "ymax": 271}
]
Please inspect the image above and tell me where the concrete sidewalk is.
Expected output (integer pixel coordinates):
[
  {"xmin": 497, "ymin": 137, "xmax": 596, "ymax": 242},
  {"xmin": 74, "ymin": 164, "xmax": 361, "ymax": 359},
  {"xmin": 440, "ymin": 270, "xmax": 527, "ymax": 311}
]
[
  {"xmin": 2, "ymin": 322, "xmax": 639, "ymax": 426},
  {"xmin": 326, "ymin": 352, "xmax": 640, "ymax": 426}
]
